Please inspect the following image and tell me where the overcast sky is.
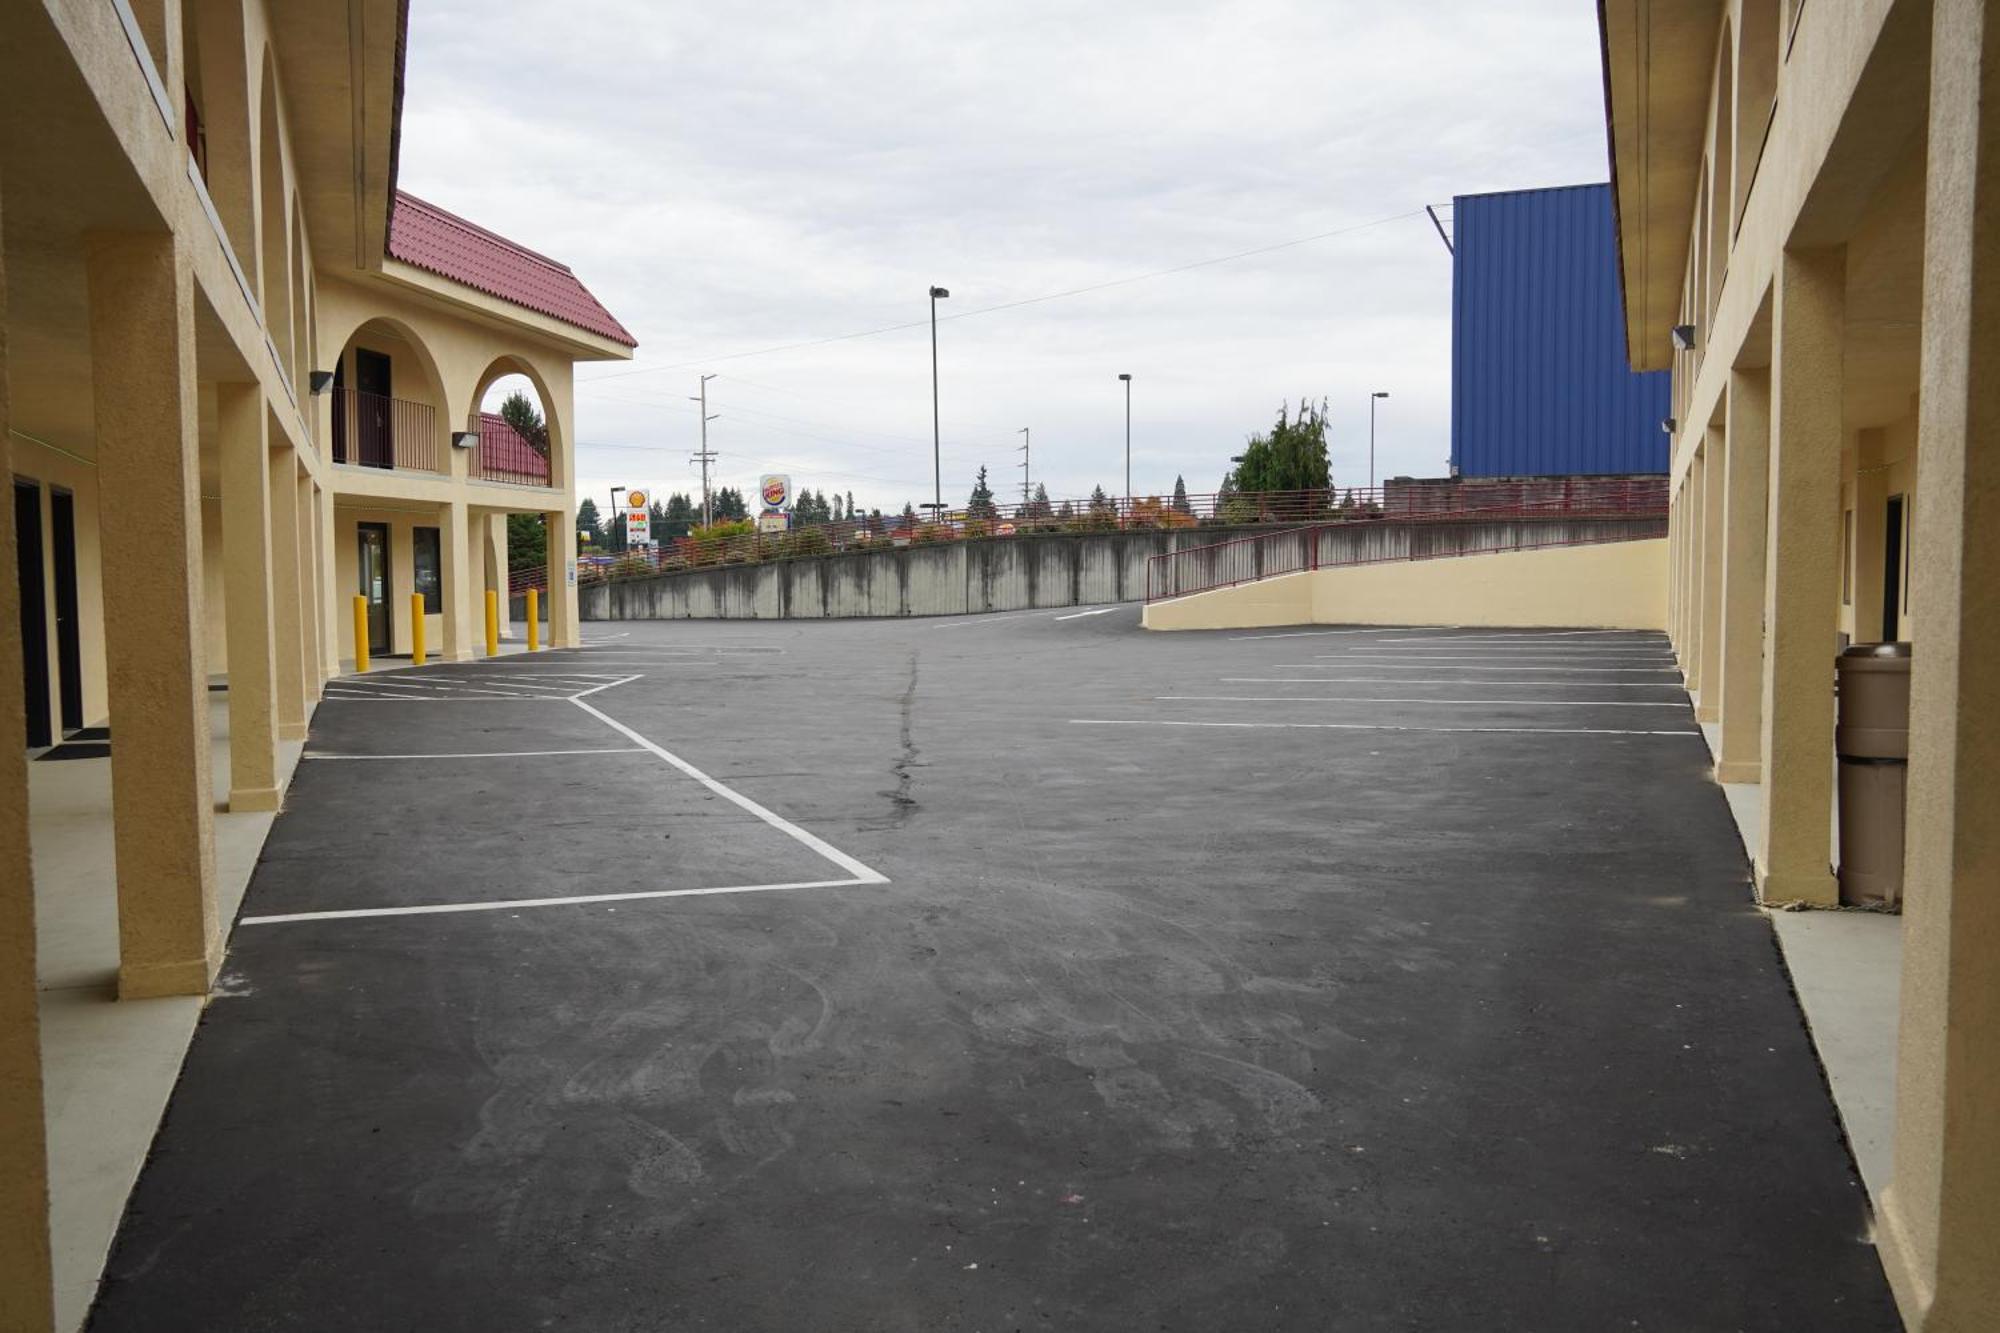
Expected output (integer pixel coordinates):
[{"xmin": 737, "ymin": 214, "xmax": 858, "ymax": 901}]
[{"xmin": 401, "ymin": 1, "xmax": 1611, "ymax": 516}]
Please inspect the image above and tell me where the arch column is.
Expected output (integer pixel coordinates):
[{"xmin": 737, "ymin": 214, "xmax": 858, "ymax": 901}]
[
  {"xmin": 1716, "ymin": 367, "xmax": 1770, "ymax": 782},
  {"xmin": 88, "ymin": 229, "xmax": 220, "ymax": 998},
  {"xmin": 547, "ymin": 506, "xmax": 578, "ymax": 647},
  {"xmin": 1696, "ymin": 425, "xmax": 1726, "ymax": 722},
  {"xmin": 439, "ymin": 497, "xmax": 474, "ymax": 661},
  {"xmin": 218, "ymin": 382, "xmax": 278, "ymax": 810},
  {"xmin": 1878, "ymin": 0, "xmax": 2000, "ymax": 1321},
  {"xmin": 0, "ymin": 178, "xmax": 58, "ymax": 1333},
  {"xmin": 268, "ymin": 437, "xmax": 307, "ymax": 740}
]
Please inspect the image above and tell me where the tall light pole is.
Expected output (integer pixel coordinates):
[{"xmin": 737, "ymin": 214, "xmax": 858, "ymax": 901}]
[
  {"xmin": 1369, "ymin": 390, "xmax": 1390, "ymax": 491},
  {"xmin": 1118, "ymin": 373, "xmax": 1133, "ymax": 507},
  {"xmin": 689, "ymin": 374, "xmax": 718, "ymax": 527},
  {"xmin": 609, "ymin": 485, "xmax": 625, "ymax": 553},
  {"xmin": 928, "ymin": 286, "xmax": 950, "ymax": 518},
  {"xmin": 1017, "ymin": 427, "xmax": 1031, "ymax": 509}
]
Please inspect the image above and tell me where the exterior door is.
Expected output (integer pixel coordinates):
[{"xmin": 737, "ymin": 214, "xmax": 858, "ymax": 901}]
[
  {"xmin": 50, "ymin": 488, "xmax": 83, "ymax": 732},
  {"xmin": 14, "ymin": 480, "xmax": 51, "ymax": 747},
  {"xmin": 357, "ymin": 522, "xmax": 391, "ymax": 655},
  {"xmin": 355, "ymin": 348, "xmax": 393, "ymax": 468},
  {"xmin": 1882, "ymin": 494, "xmax": 1905, "ymax": 642}
]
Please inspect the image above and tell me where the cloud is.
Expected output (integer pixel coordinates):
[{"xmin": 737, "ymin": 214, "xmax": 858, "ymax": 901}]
[{"xmin": 401, "ymin": 0, "xmax": 1610, "ymax": 512}]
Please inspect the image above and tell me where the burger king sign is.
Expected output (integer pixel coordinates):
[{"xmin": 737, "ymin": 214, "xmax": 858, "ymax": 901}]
[{"xmin": 759, "ymin": 475, "xmax": 791, "ymax": 512}]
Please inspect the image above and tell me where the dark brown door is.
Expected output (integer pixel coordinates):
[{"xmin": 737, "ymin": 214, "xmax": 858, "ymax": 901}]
[
  {"xmin": 14, "ymin": 480, "xmax": 51, "ymax": 747},
  {"xmin": 331, "ymin": 357, "xmax": 348, "ymax": 463},
  {"xmin": 50, "ymin": 488, "xmax": 83, "ymax": 732},
  {"xmin": 1882, "ymin": 494, "xmax": 1905, "ymax": 642},
  {"xmin": 355, "ymin": 349, "xmax": 393, "ymax": 468},
  {"xmin": 357, "ymin": 522, "xmax": 391, "ymax": 655}
]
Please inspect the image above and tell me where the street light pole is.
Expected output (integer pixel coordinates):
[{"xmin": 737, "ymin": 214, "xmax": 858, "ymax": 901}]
[
  {"xmin": 609, "ymin": 485, "xmax": 625, "ymax": 553},
  {"xmin": 1369, "ymin": 390, "xmax": 1390, "ymax": 492},
  {"xmin": 690, "ymin": 374, "xmax": 718, "ymax": 528},
  {"xmin": 929, "ymin": 286, "xmax": 950, "ymax": 518},
  {"xmin": 1017, "ymin": 427, "xmax": 1030, "ymax": 509},
  {"xmin": 1118, "ymin": 373, "xmax": 1132, "ymax": 507}
]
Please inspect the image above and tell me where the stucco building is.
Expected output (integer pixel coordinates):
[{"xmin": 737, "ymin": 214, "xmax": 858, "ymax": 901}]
[
  {"xmin": 1601, "ymin": 0, "xmax": 1995, "ymax": 1325},
  {"xmin": 1, "ymin": 2, "xmax": 632, "ymax": 1326}
]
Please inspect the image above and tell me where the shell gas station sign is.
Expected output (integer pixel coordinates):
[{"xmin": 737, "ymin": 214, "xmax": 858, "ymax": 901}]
[{"xmin": 625, "ymin": 489, "xmax": 651, "ymax": 546}]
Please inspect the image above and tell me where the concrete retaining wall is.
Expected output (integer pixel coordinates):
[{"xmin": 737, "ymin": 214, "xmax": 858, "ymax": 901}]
[{"xmin": 561, "ymin": 518, "xmax": 1665, "ymax": 621}]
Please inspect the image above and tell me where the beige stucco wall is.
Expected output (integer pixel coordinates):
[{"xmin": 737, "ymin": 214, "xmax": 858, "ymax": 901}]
[{"xmin": 1143, "ymin": 540, "xmax": 1668, "ymax": 632}]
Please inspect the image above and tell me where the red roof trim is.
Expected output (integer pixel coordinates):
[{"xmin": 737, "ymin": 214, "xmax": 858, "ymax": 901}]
[{"xmin": 387, "ymin": 191, "xmax": 637, "ymax": 347}]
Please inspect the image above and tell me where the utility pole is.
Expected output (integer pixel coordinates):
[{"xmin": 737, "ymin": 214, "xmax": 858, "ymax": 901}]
[
  {"xmin": 1017, "ymin": 427, "xmax": 1031, "ymax": 509},
  {"xmin": 609, "ymin": 485, "xmax": 625, "ymax": 553},
  {"xmin": 1118, "ymin": 373, "xmax": 1133, "ymax": 507},
  {"xmin": 690, "ymin": 374, "xmax": 719, "ymax": 527},
  {"xmin": 927, "ymin": 286, "xmax": 950, "ymax": 520},
  {"xmin": 1369, "ymin": 390, "xmax": 1390, "ymax": 492}
]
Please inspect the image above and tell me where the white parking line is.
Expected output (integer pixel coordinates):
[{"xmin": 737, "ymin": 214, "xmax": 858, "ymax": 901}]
[
  {"xmin": 1300, "ymin": 661, "xmax": 1678, "ymax": 672},
  {"xmin": 305, "ymin": 747, "xmax": 649, "ymax": 761},
  {"xmin": 239, "ymin": 878, "xmax": 889, "ymax": 926},
  {"xmin": 1157, "ymin": 695, "xmax": 1687, "ymax": 707},
  {"xmin": 1071, "ymin": 719, "xmax": 1698, "ymax": 737},
  {"xmin": 1222, "ymin": 677, "xmax": 1683, "ymax": 687},
  {"xmin": 1054, "ymin": 606, "xmax": 1123, "ymax": 621},
  {"xmin": 1225, "ymin": 627, "xmax": 1426, "ymax": 642}
]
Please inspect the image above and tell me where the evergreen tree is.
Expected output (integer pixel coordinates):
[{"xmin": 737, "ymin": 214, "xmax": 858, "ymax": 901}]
[
  {"xmin": 1172, "ymin": 474, "xmax": 1192, "ymax": 514},
  {"xmin": 506, "ymin": 513, "xmax": 547, "ymax": 572},
  {"xmin": 846, "ymin": 491, "xmax": 858, "ymax": 521},
  {"xmin": 1223, "ymin": 399, "xmax": 1333, "ymax": 497},
  {"xmin": 498, "ymin": 389, "xmax": 549, "ymax": 456},
  {"xmin": 1088, "ymin": 484, "xmax": 1113, "ymax": 514},
  {"xmin": 967, "ymin": 467, "xmax": 998, "ymax": 520},
  {"xmin": 712, "ymin": 487, "xmax": 749, "ymax": 521},
  {"xmin": 576, "ymin": 497, "xmax": 605, "ymax": 547},
  {"xmin": 662, "ymin": 493, "xmax": 696, "ymax": 539}
]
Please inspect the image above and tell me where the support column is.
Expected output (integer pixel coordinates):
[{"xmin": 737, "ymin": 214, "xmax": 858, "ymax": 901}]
[
  {"xmin": 484, "ymin": 512, "xmax": 511, "ymax": 639},
  {"xmin": 1667, "ymin": 492, "xmax": 1682, "ymax": 656},
  {"xmin": 1878, "ymin": 0, "xmax": 2000, "ymax": 1322},
  {"xmin": 218, "ymin": 383, "xmax": 278, "ymax": 810},
  {"xmin": 298, "ymin": 474, "xmax": 322, "ymax": 701},
  {"xmin": 318, "ymin": 484, "xmax": 339, "ymax": 679},
  {"xmin": 439, "ymin": 498, "xmax": 473, "ymax": 661},
  {"xmin": 1717, "ymin": 368, "xmax": 1771, "ymax": 782},
  {"xmin": 1755, "ymin": 246, "xmax": 1844, "ymax": 906},
  {"xmin": 1697, "ymin": 426, "xmax": 1727, "ymax": 722},
  {"xmin": 1684, "ymin": 447, "xmax": 1708, "ymax": 694},
  {"xmin": 0, "ymin": 184, "xmax": 58, "ymax": 1333},
  {"xmin": 267, "ymin": 441, "xmax": 306, "ymax": 741},
  {"xmin": 87, "ymin": 231, "xmax": 219, "ymax": 997},
  {"xmin": 547, "ymin": 507, "xmax": 578, "ymax": 647}
]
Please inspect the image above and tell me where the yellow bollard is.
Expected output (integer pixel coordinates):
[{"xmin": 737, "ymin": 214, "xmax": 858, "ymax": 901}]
[
  {"xmin": 352, "ymin": 594, "xmax": 370, "ymax": 674},
  {"xmin": 410, "ymin": 593, "xmax": 427, "ymax": 666},
  {"xmin": 526, "ymin": 588, "xmax": 540, "ymax": 651},
  {"xmin": 485, "ymin": 588, "xmax": 500, "ymax": 657}
]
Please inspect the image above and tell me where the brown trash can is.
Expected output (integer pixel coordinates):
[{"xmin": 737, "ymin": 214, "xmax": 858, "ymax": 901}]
[{"xmin": 1835, "ymin": 642, "xmax": 1912, "ymax": 908}]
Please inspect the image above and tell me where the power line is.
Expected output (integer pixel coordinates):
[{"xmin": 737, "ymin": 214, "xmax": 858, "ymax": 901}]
[{"xmin": 576, "ymin": 207, "xmax": 1425, "ymax": 384}]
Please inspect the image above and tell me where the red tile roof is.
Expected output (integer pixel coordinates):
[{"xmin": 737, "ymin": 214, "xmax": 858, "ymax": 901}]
[
  {"xmin": 476, "ymin": 412, "xmax": 553, "ymax": 484},
  {"xmin": 388, "ymin": 192, "xmax": 637, "ymax": 347}
]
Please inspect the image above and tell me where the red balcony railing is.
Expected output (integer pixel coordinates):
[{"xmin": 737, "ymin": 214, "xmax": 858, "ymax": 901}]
[{"xmin": 332, "ymin": 388, "xmax": 443, "ymax": 474}]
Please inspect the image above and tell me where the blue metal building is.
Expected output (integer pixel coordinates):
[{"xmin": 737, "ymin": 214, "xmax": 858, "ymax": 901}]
[{"xmin": 1450, "ymin": 183, "xmax": 1670, "ymax": 477}]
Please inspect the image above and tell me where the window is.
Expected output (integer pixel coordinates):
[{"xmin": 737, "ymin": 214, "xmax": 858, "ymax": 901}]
[{"xmin": 413, "ymin": 527, "xmax": 441, "ymax": 614}]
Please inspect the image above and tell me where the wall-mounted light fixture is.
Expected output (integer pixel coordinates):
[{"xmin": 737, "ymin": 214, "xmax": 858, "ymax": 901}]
[
  {"xmin": 308, "ymin": 370, "xmax": 336, "ymax": 395},
  {"xmin": 1660, "ymin": 417, "xmax": 1678, "ymax": 435},
  {"xmin": 1670, "ymin": 324, "xmax": 1697, "ymax": 352},
  {"xmin": 451, "ymin": 431, "xmax": 480, "ymax": 450}
]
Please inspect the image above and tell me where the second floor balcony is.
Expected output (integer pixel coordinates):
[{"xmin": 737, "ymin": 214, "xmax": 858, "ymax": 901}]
[{"xmin": 331, "ymin": 387, "xmax": 444, "ymax": 474}]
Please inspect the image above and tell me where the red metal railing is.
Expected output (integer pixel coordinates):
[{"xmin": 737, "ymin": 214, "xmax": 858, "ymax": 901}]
[
  {"xmin": 503, "ymin": 476, "xmax": 1669, "ymax": 598},
  {"xmin": 472, "ymin": 412, "xmax": 552, "ymax": 487},
  {"xmin": 1144, "ymin": 515, "xmax": 1668, "ymax": 602},
  {"xmin": 332, "ymin": 388, "xmax": 443, "ymax": 474}
]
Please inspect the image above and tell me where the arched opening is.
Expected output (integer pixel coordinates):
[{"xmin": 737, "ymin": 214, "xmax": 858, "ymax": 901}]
[
  {"xmin": 256, "ymin": 50, "xmax": 291, "ymax": 372},
  {"xmin": 330, "ymin": 319, "xmax": 450, "ymax": 475},
  {"xmin": 1735, "ymin": 0, "xmax": 1781, "ymax": 227},
  {"xmin": 289, "ymin": 204, "xmax": 310, "ymax": 409},
  {"xmin": 1707, "ymin": 22, "xmax": 1734, "ymax": 317},
  {"xmin": 471, "ymin": 359, "xmax": 562, "ymax": 489},
  {"xmin": 182, "ymin": 0, "xmax": 253, "ymax": 268}
]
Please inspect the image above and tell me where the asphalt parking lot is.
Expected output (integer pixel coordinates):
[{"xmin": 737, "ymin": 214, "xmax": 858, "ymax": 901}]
[{"xmin": 91, "ymin": 610, "xmax": 1896, "ymax": 1331}]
